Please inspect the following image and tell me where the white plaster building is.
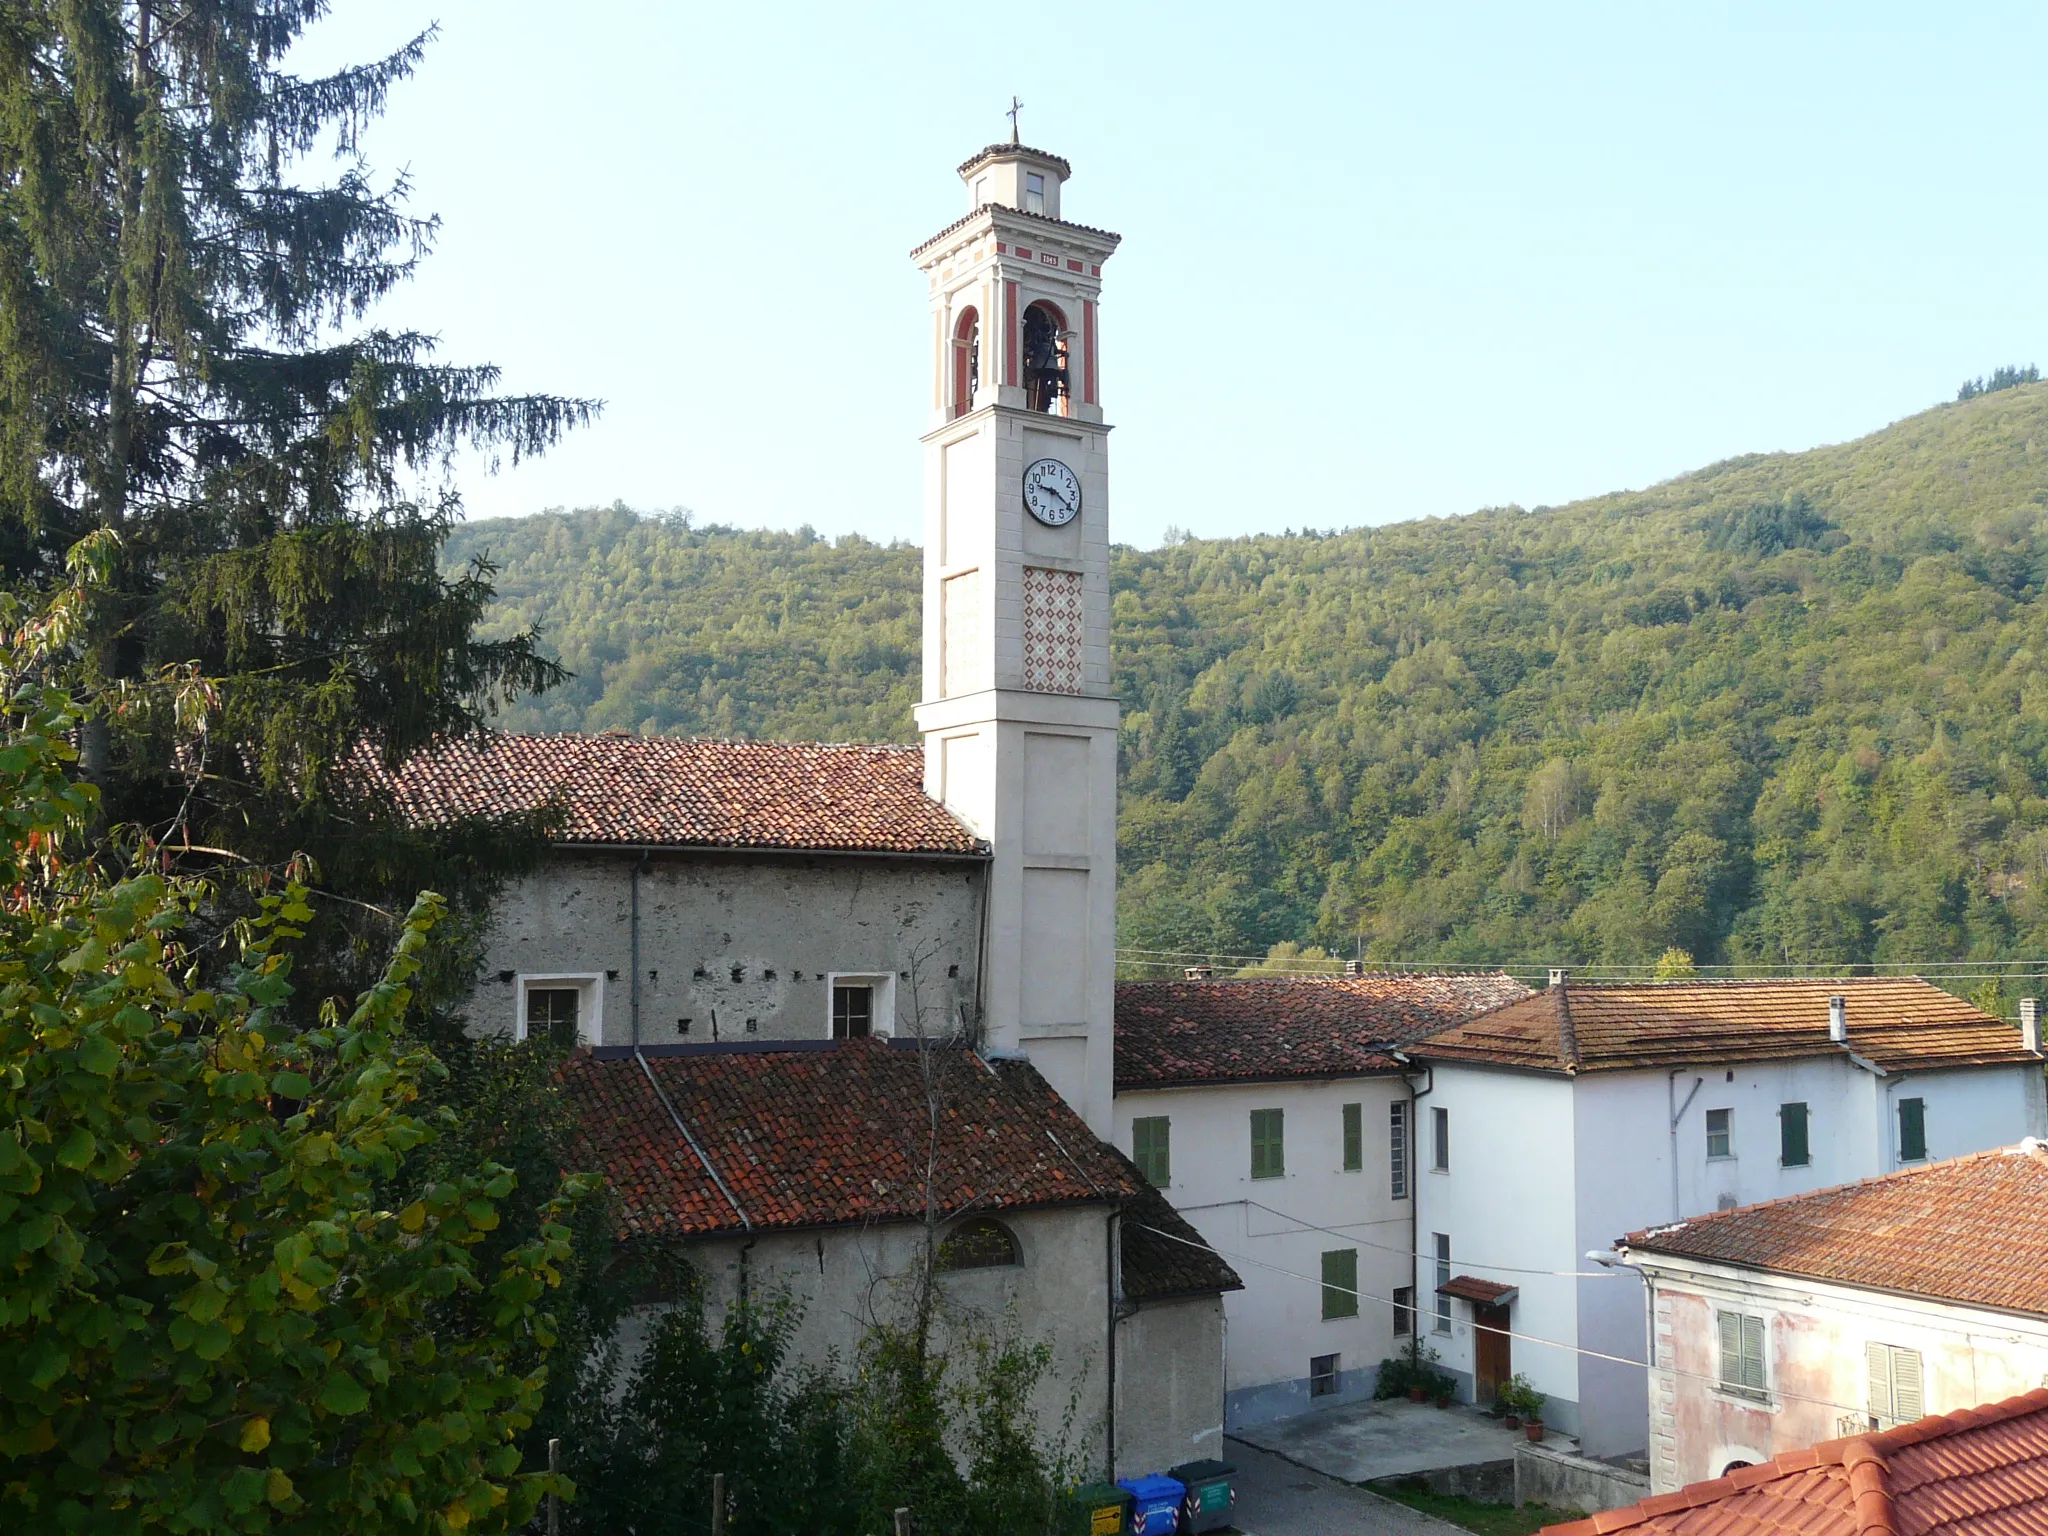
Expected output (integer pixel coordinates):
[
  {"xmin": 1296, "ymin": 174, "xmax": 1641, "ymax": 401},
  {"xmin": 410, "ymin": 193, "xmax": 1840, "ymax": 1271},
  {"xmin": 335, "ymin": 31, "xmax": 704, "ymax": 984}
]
[
  {"xmin": 1112, "ymin": 973, "xmax": 1526, "ymax": 1426},
  {"xmin": 1613, "ymin": 1139, "xmax": 2048, "ymax": 1494},
  {"xmin": 1407, "ymin": 977, "xmax": 2047, "ymax": 1457}
]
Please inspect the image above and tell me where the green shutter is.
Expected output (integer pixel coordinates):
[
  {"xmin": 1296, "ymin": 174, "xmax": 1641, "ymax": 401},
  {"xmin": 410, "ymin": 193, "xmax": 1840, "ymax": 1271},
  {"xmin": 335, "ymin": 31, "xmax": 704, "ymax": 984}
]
[
  {"xmin": 1892, "ymin": 1346, "xmax": 1924, "ymax": 1422},
  {"xmin": 1251, "ymin": 1108, "xmax": 1285, "ymax": 1179},
  {"xmin": 1740, "ymin": 1314, "xmax": 1767, "ymax": 1393},
  {"xmin": 1780, "ymin": 1102, "xmax": 1810, "ymax": 1168},
  {"xmin": 1133, "ymin": 1116, "xmax": 1170, "ymax": 1187},
  {"xmin": 1342, "ymin": 1102, "xmax": 1362, "ymax": 1170},
  {"xmin": 1867, "ymin": 1339, "xmax": 1893, "ymax": 1425},
  {"xmin": 1321, "ymin": 1248, "xmax": 1359, "ymax": 1320},
  {"xmin": 1899, "ymin": 1098, "xmax": 1928, "ymax": 1162},
  {"xmin": 1718, "ymin": 1311, "xmax": 1742, "ymax": 1388},
  {"xmin": 1390, "ymin": 1101, "xmax": 1410, "ymax": 1199}
]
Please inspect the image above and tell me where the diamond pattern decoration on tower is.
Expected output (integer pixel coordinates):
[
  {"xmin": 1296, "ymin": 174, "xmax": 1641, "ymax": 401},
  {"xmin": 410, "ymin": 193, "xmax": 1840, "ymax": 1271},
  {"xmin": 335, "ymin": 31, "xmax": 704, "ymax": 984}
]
[{"xmin": 1022, "ymin": 565, "xmax": 1084, "ymax": 693}]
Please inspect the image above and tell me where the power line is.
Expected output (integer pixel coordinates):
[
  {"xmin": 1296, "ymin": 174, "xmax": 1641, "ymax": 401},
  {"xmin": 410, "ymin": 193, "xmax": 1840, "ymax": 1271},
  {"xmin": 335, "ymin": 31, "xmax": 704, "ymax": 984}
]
[
  {"xmin": 1118, "ymin": 945, "xmax": 2048, "ymax": 976},
  {"xmin": 1178, "ymin": 1197, "xmax": 1622, "ymax": 1279},
  {"xmin": 1128, "ymin": 1219, "xmax": 1891, "ymax": 1425}
]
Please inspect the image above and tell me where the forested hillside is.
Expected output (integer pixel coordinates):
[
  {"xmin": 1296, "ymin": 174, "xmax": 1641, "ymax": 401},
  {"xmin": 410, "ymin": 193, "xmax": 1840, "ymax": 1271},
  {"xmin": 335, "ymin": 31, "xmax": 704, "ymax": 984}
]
[{"xmin": 446, "ymin": 384, "xmax": 2048, "ymax": 977}]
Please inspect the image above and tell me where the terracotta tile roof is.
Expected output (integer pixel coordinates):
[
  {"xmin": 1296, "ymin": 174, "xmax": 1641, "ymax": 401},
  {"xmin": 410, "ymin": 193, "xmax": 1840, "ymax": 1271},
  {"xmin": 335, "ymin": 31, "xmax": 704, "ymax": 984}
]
[
  {"xmin": 1439, "ymin": 1275, "xmax": 1518, "ymax": 1305},
  {"xmin": 559, "ymin": 1039, "xmax": 1137, "ymax": 1239},
  {"xmin": 1540, "ymin": 1388, "xmax": 2048, "ymax": 1536},
  {"xmin": 1416, "ymin": 977, "xmax": 2040, "ymax": 1075},
  {"xmin": 384, "ymin": 732, "xmax": 984, "ymax": 857},
  {"xmin": 957, "ymin": 142, "xmax": 1073, "ymax": 178},
  {"xmin": 1110, "ymin": 1155, "xmax": 1244, "ymax": 1303},
  {"xmin": 1623, "ymin": 1141, "xmax": 2048, "ymax": 1316},
  {"xmin": 1113, "ymin": 974, "xmax": 1531, "ymax": 1090},
  {"xmin": 909, "ymin": 200, "xmax": 1121, "ymax": 259}
]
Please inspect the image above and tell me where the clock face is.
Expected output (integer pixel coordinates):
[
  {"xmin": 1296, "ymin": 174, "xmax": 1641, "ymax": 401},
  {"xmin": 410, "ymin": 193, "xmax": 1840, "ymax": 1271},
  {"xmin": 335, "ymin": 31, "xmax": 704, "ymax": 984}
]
[{"xmin": 1021, "ymin": 457, "xmax": 1082, "ymax": 527}]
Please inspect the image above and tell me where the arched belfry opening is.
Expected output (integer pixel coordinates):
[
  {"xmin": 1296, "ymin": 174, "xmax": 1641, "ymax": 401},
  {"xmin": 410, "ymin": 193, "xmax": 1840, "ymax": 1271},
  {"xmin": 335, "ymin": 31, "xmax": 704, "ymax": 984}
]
[
  {"xmin": 951, "ymin": 307, "xmax": 980, "ymax": 418},
  {"xmin": 1022, "ymin": 300, "xmax": 1069, "ymax": 414}
]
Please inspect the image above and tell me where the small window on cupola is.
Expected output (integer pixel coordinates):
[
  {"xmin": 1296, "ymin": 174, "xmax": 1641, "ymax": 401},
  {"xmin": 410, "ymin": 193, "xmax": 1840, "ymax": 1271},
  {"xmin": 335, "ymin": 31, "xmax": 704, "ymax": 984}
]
[{"xmin": 1024, "ymin": 171, "xmax": 1046, "ymax": 213}]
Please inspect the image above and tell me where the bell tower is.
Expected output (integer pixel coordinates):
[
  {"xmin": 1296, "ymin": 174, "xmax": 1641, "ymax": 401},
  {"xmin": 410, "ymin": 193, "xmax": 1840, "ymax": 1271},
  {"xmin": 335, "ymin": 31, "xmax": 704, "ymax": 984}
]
[{"xmin": 911, "ymin": 138, "xmax": 1121, "ymax": 1135}]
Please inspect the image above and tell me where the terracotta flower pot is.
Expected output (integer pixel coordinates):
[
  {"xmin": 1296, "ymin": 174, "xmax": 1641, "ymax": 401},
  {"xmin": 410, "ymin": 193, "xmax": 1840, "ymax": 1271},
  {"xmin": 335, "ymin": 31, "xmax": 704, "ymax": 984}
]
[
  {"xmin": 1435, "ymin": 1395, "xmax": 1453, "ymax": 1409},
  {"xmin": 1407, "ymin": 1387, "xmax": 1427, "ymax": 1403},
  {"xmin": 1525, "ymin": 1421, "xmax": 1545, "ymax": 1442},
  {"xmin": 1504, "ymin": 1414, "xmax": 1521, "ymax": 1429}
]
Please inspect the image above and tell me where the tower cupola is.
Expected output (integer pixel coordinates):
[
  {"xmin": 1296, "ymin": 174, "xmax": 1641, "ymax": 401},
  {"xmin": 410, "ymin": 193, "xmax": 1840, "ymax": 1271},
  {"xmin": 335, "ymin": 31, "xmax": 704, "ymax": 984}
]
[{"xmin": 958, "ymin": 142, "xmax": 1071, "ymax": 220}]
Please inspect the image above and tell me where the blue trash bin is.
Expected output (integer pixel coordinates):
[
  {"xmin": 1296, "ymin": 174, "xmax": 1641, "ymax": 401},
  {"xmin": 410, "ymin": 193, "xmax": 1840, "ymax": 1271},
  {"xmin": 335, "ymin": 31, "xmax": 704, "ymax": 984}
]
[{"xmin": 1116, "ymin": 1474, "xmax": 1186, "ymax": 1536}]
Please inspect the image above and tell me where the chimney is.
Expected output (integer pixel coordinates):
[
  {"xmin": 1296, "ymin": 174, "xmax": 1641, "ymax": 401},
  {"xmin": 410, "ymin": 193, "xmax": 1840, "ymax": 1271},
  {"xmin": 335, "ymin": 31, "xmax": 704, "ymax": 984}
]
[
  {"xmin": 1344, "ymin": 959, "xmax": 1366, "ymax": 977},
  {"xmin": 1549, "ymin": 967, "xmax": 1568, "ymax": 989},
  {"xmin": 1828, "ymin": 995, "xmax": 1847, "ymax": 1044},
  {"xmin": 1183, "ymin": 965, "xmax": 1214, "ymax": 981},
  {"xmin": 2022, "ymin": 998, "xmax": 2041, "ymax": 1056}
]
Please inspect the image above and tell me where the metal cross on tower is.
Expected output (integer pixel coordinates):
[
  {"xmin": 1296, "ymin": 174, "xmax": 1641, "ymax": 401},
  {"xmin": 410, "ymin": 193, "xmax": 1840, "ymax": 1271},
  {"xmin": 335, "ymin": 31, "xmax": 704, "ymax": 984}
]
[{"xmin": 1007, "ymin": 95, "xmax": 1024, "ymax": 142}]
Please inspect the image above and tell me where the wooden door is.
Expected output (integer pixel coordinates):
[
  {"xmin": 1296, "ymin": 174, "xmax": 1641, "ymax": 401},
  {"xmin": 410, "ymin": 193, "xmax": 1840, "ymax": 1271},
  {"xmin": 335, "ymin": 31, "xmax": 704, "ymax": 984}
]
[{"xmin": 1474, "ymin": 1302, "xmax": 1512, "ymax": 1403}]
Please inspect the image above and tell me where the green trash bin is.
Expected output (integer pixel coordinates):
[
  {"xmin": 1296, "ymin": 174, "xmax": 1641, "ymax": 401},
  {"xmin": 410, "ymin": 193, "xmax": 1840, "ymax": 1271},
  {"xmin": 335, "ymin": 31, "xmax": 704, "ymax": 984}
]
[
  {"xmin": 1072, "ymin": 1480, "xmax": 1133, "ymax": 1536},
  {"xmin": 1167, "ymin": 1459, "xmax": 1236, "ymax": 1534}
]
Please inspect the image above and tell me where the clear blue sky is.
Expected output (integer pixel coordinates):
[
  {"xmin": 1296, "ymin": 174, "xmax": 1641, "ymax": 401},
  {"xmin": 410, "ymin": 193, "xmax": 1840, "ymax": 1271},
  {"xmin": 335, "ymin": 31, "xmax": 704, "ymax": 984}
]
[{"xmin": 297, "ymin": 2, "xmax": 2048, "ymax": 548}]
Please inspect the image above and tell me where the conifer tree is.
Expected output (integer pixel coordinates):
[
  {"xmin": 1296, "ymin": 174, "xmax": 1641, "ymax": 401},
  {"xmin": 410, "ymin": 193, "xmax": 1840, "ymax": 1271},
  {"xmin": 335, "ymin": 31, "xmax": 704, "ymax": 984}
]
[{"xmin": 0, "ymin": 2, "xmax": 593, "ymax": 958}]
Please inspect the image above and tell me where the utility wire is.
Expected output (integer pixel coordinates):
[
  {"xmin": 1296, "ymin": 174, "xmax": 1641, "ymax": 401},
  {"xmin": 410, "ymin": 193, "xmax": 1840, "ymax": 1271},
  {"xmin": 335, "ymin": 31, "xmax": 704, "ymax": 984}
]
[
  {"xmin": 1198, "ymin": 1198, "xmax": 2048, "ymax": 1351},
  {"xmin": 1169, "ymin": 1197, "xmax": 1621, "ymax": 1279},
  {"xmin": 1127, "ymin": 1219, "xmax": 1890, "ymax": 1425}
]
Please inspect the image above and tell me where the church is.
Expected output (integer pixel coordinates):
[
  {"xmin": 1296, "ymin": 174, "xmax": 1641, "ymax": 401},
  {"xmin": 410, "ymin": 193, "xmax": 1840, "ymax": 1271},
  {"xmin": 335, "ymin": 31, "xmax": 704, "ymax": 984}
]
[{"xmin": 395, "ymin": 135, "xmax": 1242, "ymax": 1479}]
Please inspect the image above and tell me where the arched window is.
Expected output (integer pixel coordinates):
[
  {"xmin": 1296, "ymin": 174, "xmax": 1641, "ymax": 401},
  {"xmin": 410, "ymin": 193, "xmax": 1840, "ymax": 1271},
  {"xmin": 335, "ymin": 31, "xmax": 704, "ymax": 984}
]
[
  {"xmin": 935, "ymin": 1217, "xmax": 1019, "ymax": 1271},
  {"xmin": 951, "ymin": 307, "xmax": 980, "ymax": 419},
  {"xmin": 1021, "ymin": 301, "xmax": 1068, "ymax": 415}
]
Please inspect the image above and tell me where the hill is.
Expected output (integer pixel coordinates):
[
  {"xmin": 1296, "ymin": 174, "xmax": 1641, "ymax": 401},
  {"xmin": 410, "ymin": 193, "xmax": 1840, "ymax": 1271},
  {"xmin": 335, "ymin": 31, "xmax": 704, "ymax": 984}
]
[{"xmin": 445, "ymin": 384, "xmax": 2048, "ymax": 986}]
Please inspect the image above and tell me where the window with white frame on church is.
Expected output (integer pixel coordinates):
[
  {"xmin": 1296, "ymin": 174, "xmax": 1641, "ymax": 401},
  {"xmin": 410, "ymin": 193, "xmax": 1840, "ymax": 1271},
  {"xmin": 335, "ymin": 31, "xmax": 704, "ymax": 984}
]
[
  {"xmin": 517, "ymin": 974, "xmax": 601, "ymax": 1048},
  {"xmin": 1023, "ymin": 171, "xmax": 1045, "ymax": 213},
  {"xmin": 832, "ymin": 983, "xmax": 872, "ymax": 1039},
  {"xmin": 825, "ymin": 972, "xmax": 894, "ymax": 1041}
]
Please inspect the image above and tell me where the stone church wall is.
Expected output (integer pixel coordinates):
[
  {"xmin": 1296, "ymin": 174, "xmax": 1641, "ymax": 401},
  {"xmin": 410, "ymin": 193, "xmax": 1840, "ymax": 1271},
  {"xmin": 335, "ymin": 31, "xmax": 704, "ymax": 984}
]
[
  {"xmin": 621, "ymin": 1205, "xmax": 1114, "ymax": 1473},
  {"xmin": 466, "ymin": 850, "xmax": 987, "ymax": 1047}
]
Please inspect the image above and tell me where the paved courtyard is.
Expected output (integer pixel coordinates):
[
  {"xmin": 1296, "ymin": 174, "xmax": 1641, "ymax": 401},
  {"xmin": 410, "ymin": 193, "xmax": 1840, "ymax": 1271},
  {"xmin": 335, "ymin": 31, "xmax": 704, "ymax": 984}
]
[
  {"xmin": 1231, "ymin": 1396, "xmax": 1558, "ymax": 1484},
  {"xmin": 1224, "ymin": 1438, "xmax": 1463, "ymax": 1536}
]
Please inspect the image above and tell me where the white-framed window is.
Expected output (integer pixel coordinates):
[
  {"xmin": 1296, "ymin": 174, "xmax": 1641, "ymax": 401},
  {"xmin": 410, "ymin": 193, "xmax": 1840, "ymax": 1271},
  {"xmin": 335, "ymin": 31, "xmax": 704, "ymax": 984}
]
[
  {"xmin": 1431, "ymin": 1105, "xmax": 1449, "ymax": 1172},
  {"xmin": 1023, "ymin": 171, "xmax": 1046, "ymax": 213},
  {"xmin": 1706, "ymin": 1107, "xmax": 1734, "ymax": 1160},
  {"xmin": 1309, "ymin": 1352, "xmax": 1340, "ymax": 1397},
  {"xmin": 825, "ymin": 972, "xmax": 896, "ymax": 1040},
  {"xmin": 972, "ymin": 175, "xmax": 989, "ymax": 207},
  {"xmin": 1716, "ymin": 1309, "xmax": 1769, "ymax": 1401},
  {"xmin": 516, "ymin": 972, "xmax": 604, "ymax": 1047}
]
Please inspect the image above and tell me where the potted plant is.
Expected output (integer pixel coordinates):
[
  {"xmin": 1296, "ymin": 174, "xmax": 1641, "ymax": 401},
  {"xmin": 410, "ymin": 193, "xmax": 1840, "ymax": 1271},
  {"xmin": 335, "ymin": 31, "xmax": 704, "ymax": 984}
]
[
  {"xmin": 1497, "ymin": 1373, "xmax": 1539, "ymax": 1431},
  {"xmin": 1381, "ymin": 1334, "xmax": 1441, "ymax": 1404}
]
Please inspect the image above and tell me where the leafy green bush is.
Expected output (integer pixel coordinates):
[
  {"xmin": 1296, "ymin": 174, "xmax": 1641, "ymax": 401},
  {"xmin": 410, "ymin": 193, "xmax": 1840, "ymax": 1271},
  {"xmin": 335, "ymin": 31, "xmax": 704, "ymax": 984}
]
[
  {"xmin": 545, "ymin": 1285, "xmax": 1086, "ymax": 1536},
  {"xmin": 0, "ymin": 577, "xmax": 586, "ymax": 1534},
  {"xmin": 1375, "ymin": 1333, "xmax": 1454, "ymax": 1401},
  {"xmin": 1496, "ymin": 1373, "xmax": 1545, "ymax": 1422}
]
